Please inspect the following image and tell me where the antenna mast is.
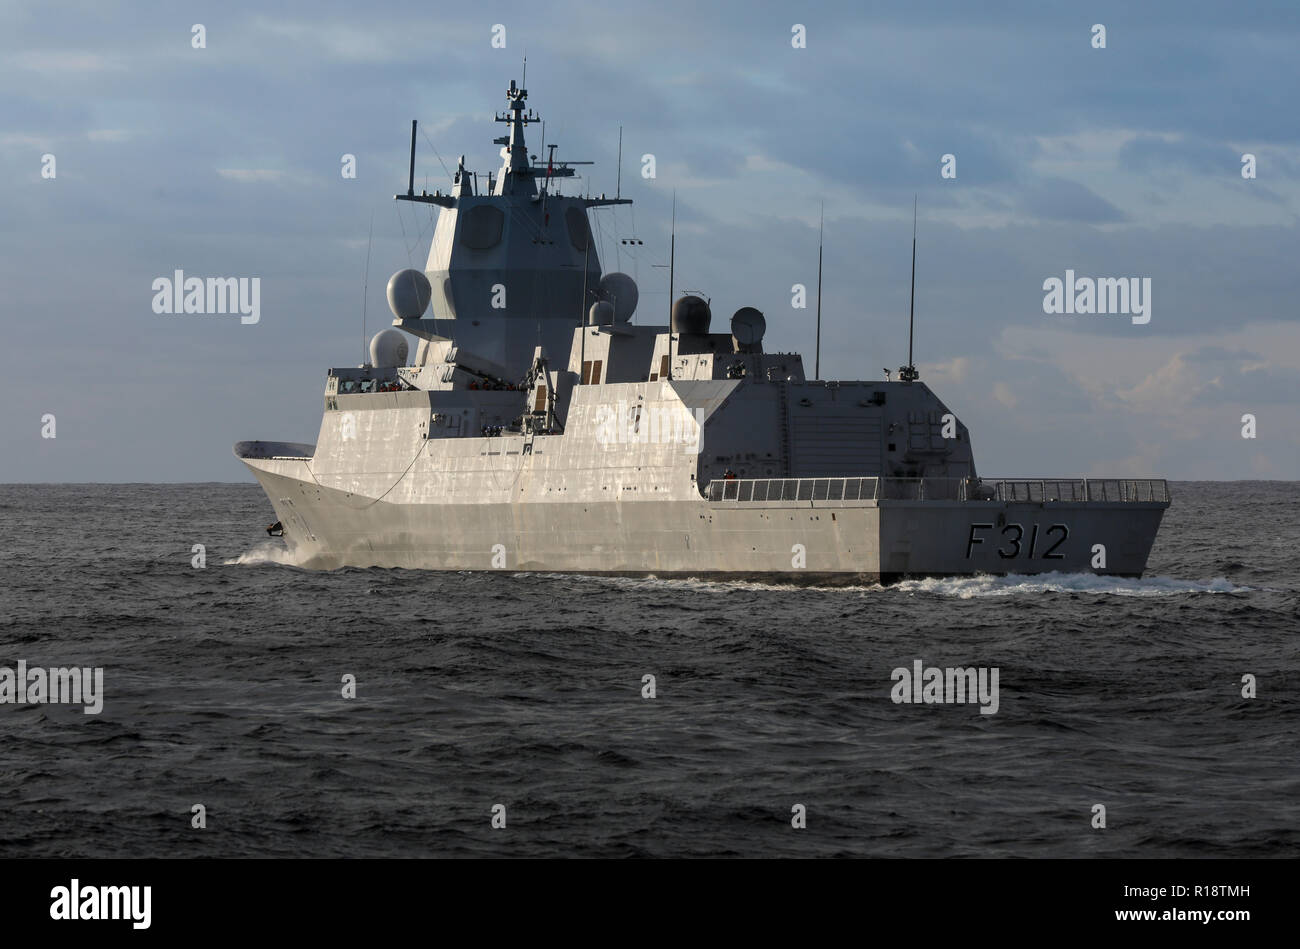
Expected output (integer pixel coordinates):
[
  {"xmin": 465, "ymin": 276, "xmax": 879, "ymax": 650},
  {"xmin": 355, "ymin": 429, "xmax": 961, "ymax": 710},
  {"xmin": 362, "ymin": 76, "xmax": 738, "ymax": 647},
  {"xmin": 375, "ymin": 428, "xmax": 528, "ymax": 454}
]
[
  {"xmin": 406, "ymin": 120, "xmax": 417, "ymax": 197},
  {"xmin": 616, "ymin": 125, "xmax": 623, "ymax": 199},
  {"xmin": 900, "ymin": 197, "xmax": 919, "ymax": 382},
  {"xmin": 361, "ymin": 211, "xmax": 373, "ymax": 365},
  {"xmin": 815, "ymin": 201, "xmax": 824, "ymax": 380},
  {"xmin": 668, "ymin": 190, "xmax": 676, "ymax": 323},
  {"xmin": 579, "ymin": 237, "xmax": 589, "ymax": 376}
]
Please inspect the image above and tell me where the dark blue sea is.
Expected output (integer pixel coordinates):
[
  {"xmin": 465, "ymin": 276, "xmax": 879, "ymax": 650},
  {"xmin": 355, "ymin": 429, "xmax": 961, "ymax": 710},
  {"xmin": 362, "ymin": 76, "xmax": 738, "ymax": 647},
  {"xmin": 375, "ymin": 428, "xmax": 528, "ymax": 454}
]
[{"xmin": 1, "ymin": 481, "xmax": 1296, "ymax": 857}]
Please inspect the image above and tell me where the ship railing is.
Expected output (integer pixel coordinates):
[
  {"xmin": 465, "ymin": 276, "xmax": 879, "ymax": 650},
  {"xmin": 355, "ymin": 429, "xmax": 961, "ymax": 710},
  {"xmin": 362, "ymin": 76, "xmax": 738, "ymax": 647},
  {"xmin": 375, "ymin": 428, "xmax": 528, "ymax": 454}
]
[
  {"xmin": 706, "ymin": 477, "xmax": 881, "ymax": 503},
  {"xmin": 988, "ymin": 479, "xmax": 1170, "ymax": 503},
  {"xmin": 703, "ymin": 477, "xmax": 962, "ymax": 502},
  {"xmin": 704, "ymin": 477, "xmax": 1170, "ymax": 504},
  {"xmin": 328, "ymin": 366, "xmax": 412, "ymax": 395}
]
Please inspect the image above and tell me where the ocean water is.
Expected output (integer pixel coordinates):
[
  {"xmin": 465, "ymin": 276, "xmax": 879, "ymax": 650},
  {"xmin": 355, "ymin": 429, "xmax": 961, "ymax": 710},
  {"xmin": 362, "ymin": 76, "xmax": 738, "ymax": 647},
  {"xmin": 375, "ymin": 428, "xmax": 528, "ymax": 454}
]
[{"xmin": 0, "ymin": 481, "xmax": 1296, "ymax": 858}]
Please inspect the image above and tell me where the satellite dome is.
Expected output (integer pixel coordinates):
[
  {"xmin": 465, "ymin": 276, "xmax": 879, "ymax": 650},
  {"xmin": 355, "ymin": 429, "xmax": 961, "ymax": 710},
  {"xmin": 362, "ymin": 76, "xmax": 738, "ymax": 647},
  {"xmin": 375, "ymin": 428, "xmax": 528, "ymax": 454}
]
[
  {"xmin": 671, "ymin": 295, "xmax": 711, "ymax": 336},
  {"xmin": 598, "ymin": 272, "xmax": 638, "ymax": 323},
  {"xmin": 731, "ymin": 307, "xmax": 766, "ymax": 352},
  {"xmin": 386, "ymin": 269, "xmax": 432, "ymax": 320},
  {"xmin": 588, "ymin": 301, "xmax": 615, "ymax": 325},
  {"xmin": 369, "ymin": 328, "xmax": 409, "ymax": 368}
]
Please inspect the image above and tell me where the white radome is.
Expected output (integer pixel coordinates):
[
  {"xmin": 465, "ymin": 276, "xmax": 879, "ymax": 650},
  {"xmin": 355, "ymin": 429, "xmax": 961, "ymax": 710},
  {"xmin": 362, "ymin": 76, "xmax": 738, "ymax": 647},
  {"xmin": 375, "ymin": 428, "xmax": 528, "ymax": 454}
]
[
  {"xmin": 369, "ymin": 328, "xmax": 409, "ymax": 368},
  {"xmin": 386, "ymin": 269, "xmax": 432, "ymax": 320}
]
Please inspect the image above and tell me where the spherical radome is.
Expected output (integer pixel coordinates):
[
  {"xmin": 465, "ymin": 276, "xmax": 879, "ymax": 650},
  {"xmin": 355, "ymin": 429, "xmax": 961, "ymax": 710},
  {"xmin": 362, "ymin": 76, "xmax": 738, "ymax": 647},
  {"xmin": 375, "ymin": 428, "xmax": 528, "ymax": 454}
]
[
  {"xmin": 386, "ymin": 269, "xmax": 432, "ymax": 320},
  {"xmin": 671, "ymin": 295, "xmax": 711, "ymax": 336},
  {"xmin": 369, "ymin": 328, "xmax": 409, "ymax": 368},
  {"xmin": 598, "ymin": 272, "xmax": 638, "ymax": 322}
]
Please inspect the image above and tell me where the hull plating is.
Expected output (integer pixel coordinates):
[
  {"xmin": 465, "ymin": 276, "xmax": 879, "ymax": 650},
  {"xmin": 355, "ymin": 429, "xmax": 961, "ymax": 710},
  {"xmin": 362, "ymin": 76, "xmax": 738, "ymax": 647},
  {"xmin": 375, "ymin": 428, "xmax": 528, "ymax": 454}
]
[{"xmin": 241, "ymin": 461, "xmax": 1165, "ymax": 582}]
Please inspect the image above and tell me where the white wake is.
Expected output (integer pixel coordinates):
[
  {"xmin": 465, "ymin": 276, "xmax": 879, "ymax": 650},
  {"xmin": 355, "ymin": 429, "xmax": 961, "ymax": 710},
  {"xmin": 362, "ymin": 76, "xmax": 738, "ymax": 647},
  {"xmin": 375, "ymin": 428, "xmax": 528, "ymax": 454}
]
[
  {"xmin": 891, "ymin": 573, "xmax": 1250, "ymax": 598},
  {"xmin": 223, "ymin": 541, "xmax": 306, "ymax": 567}
]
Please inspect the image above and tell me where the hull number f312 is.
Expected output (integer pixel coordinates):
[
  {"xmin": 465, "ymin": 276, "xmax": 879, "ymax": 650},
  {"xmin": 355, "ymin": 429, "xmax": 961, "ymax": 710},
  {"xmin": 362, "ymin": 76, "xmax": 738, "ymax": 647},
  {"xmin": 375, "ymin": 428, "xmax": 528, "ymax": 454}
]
[{"xmin": 966, "ymin": 523, "xmax": 1068, "ymax": 559}]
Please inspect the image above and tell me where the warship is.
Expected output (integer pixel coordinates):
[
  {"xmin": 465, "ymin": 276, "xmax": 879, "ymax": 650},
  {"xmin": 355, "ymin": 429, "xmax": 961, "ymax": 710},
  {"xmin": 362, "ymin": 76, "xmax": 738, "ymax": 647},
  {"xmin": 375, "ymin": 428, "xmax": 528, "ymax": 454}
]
[{"xmin": 235, "ymin": 78, "xmax": 1169, "ymax": 582}]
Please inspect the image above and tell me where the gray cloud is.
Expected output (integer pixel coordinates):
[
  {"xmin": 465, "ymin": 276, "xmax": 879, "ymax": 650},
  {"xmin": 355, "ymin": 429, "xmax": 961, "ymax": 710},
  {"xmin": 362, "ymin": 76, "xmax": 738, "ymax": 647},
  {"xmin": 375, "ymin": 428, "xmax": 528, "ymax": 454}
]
[
  {"xmin": 1018, "ymin": 177, "xmax": 1127, "ymax": 223},
  {"xmin": 0, "ymin": 0, "xmax": 1297, "ymax": 481}
]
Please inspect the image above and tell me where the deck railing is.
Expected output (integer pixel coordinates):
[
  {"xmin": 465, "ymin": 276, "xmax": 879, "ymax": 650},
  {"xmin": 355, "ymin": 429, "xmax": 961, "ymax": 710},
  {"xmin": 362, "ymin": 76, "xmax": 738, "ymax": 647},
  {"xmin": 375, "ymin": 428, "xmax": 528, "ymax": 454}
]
[{"xmin": 704, "ymin": 477, "xmax": 1170, "ymax": 504}]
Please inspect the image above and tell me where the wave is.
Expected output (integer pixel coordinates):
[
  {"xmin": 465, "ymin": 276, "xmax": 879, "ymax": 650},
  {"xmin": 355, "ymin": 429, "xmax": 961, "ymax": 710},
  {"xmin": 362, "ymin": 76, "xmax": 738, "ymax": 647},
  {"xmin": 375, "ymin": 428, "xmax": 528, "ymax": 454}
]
[
  {"xmin": 222, "ymin": 542, "xmax": 305, "ymax": 568},
  {"xmin": 214, "ymin": 557, "xmax": 1254, "ymax": 598},
  {"xmin": 891, "ymin": 573, "xmax": 1251, "ymax": 599},
  {"xmin": 527, "ymin": 573, "xmax": 881, "ymax": 594}
]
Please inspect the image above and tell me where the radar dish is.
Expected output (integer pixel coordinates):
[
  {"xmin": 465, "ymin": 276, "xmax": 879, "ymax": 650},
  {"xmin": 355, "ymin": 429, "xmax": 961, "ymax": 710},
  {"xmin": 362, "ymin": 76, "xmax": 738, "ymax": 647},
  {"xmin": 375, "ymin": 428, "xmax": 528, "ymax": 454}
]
[
  {"xmin": 598, "ymin": 272, "xmax": 639, "ymax": 322},
  {"xmin": 369, "ymin": 328, "xmax": 409, "ymax": 368},
  {"xmin": 386, "ymin": 269, "xmax": 432, "ymax": 320},
  {"xmin": 731, "ymin": 307, "xmax": 766, "ymax": 350}
]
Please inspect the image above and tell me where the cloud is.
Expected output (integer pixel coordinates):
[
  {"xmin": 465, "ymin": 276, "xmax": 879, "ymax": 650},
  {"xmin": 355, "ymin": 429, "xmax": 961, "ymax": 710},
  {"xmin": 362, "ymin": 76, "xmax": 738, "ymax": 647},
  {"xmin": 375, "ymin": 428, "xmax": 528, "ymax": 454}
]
[
  {"xmin": 1118, "ymin": 134, "xmax": 1251, "ymax": 181},
  {"xmin": 0, "ymin": 0, "xmax": 1296, "ymax": 481},
  {"xmin": 215, "ymin": 168, "xmax": 287, "ymax": 183},
  {"xmin": 10, "ymin": 50, "xmax": 124, "ymax": 75},
  {"xmin": 1018, "ymin": 177, "xmax": 1126, "ymax": 223},
  {"xmin": 1174, "ymin": 346, "xmax": 1300, "ymax": 404},
  {"xmin": 0, "ymin": 132, "xmax": 53, "ymax": 148}
]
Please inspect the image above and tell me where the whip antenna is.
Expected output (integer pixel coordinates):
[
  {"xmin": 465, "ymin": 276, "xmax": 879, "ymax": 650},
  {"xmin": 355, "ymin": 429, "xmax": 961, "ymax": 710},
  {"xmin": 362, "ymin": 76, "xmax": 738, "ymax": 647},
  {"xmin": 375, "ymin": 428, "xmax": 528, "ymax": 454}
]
[
  {"xmin": 900, "ymin": 196, "xmax": 919, "ymax": 382},
  {"xmin": 361, "ymin": 211, "xmax": 374, "ymax": 365},
  {"xmin": 815, "ymin": 201, "xmax": 824, "ymax": 380}
]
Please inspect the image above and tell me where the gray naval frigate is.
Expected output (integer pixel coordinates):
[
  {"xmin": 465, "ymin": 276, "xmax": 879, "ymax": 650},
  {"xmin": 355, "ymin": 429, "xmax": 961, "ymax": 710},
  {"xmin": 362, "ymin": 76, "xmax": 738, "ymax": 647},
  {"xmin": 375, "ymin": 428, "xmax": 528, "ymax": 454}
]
[{"xmin": 235, "ymin": 78, "xmax": 1170, "ymax": 582}]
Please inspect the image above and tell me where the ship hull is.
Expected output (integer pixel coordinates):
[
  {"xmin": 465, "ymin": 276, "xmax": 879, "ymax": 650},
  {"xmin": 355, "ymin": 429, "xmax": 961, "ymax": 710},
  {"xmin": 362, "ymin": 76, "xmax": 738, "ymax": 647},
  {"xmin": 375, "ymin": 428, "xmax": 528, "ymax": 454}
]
[{"xmin": 241, "ymin": 460, "xmax": 1166, "ymax": 583}]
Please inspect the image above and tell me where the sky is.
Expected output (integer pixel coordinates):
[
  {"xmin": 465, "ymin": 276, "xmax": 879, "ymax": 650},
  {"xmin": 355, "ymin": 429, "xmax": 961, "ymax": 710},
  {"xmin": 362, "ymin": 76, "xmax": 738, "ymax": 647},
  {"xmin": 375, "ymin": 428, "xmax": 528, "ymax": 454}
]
[{"xmin": 2, "ymin": 0, "xmax": 1297, "ymax": 482}]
